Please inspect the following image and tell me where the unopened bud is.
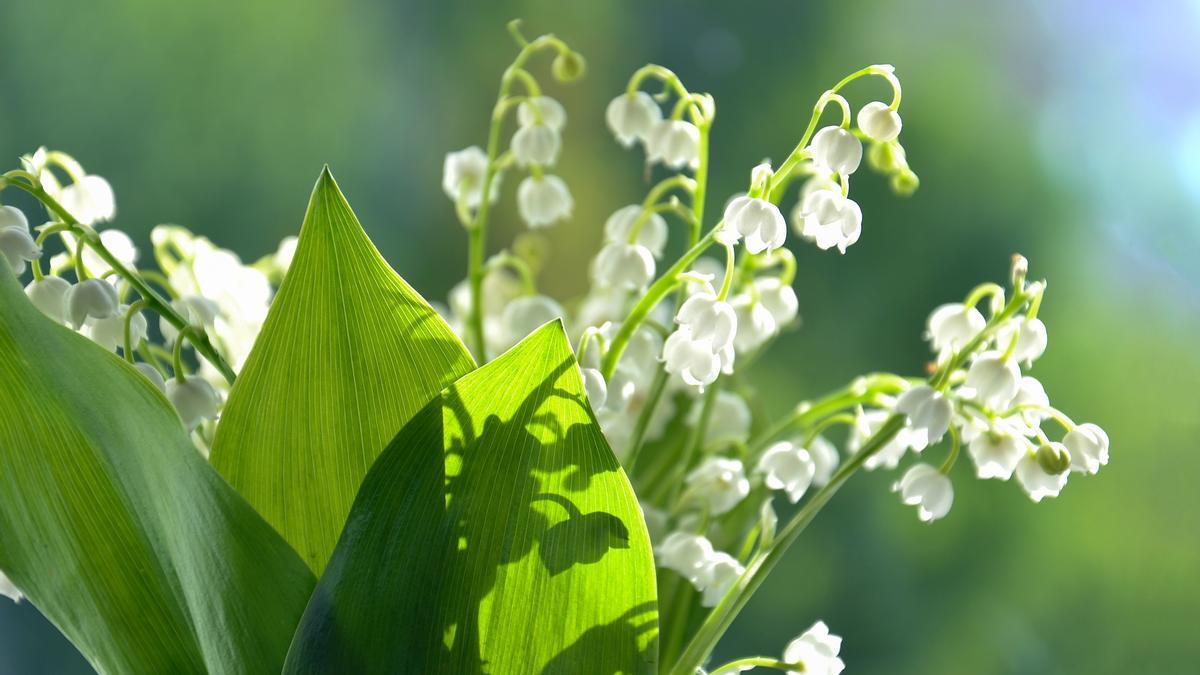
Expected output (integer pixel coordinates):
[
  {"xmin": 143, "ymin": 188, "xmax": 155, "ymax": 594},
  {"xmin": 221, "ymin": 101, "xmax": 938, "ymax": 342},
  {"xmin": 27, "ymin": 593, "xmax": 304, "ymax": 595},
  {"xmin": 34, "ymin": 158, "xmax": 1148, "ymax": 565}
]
[
  {"xmin": 1036, "ymin": 442, "xmax": 1071, "ymax": 475},
  {"xmin": 552, "ymin": 50, "xmax": 586, "ymax": 83},
  {"xmin": 890, "ymin": 169, "xmax": 919, "ymax": 196},
  {"xmin": 1011, "ymin": 254, "xmax": 1029, "ymax": 288}
]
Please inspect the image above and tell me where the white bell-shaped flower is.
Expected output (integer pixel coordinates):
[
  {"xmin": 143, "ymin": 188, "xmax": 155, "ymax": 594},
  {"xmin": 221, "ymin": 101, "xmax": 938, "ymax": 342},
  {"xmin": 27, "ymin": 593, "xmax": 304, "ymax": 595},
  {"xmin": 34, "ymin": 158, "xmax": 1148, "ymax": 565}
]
[
  {"xmin": 662, "ymin": 326, "xmax": 733, "ymax": 389},
  {"xmin": 656, "ymin": 532, "xmax": 715, "ymax": 584},
  {"xmin": 697, "ymin": 551, "xmax": 744, "ymax": 607},
  {"xmin": 794, "ymin": 189, "xmax": 862, "ymax": 254},
  {"xmin": 686, "ymin": 456, "xmax": 750, "ymax": 515},
  {"xmin": 925, "ymin": 303, "xmax": 986, "ymax": 355},
  {"xmin": 87, "ymin": 304, "xmax": 147, "ymax": 352},
  {"xmin": 1015, "ymin": 448, "xmax": 1068, "ymax": 502},
  {"xmin": 850, "ymin": 408, "xmax": 922, "ymax": 471},
  {"xmin": 783, "ymin": 621, "xmax": 845, "ymax": 675},
  {"xmin": 0, "ymin": 205, "xmax": 29, "ymax": 231},
  {"xmin": 80, "ymin": 228, "xmax": 138, "ymax": 277},
  {"xmin": 603, "ymin": 205, "xmax": 668, "ymax": 258},
  {"xmin": 722, "ymin": 196, "xmax": 786, "ymax": 254},
  {"xmin": 647, "ymin": 119, "xmax": 701, "ymax": 170},
  {"xmin": 964, "ymin": 351, "xmax": 1021, "ymax": 408},
  {"xmin": 58, "ymin": 175, "xmax": 116, "ymax": 225},
  {"xmin": 995, "ymin": 317, "xmax": 1048, "ymax": 366},
  {"xmin": 25, "ymin": 276, "xmax": 72, "ymax": 323},
  {"xmin": 808, "ymin": 435, "xmax": 839, "ymax": 488},
  {"xmin": 606, "ymin": 91, "xmax": 662, "ymax": 147},
  {"xmin": 1007, "ymin": 375, "xmax": 1050, "ymax": 434},
  {"xmin": 167, "ymin": 377, "xmax": 221, "ymax": 430},
  {"xmin": 757, "ymin": 441, "xmax": 816, "ymax": 503},
  {"xmin": 892, "ymin": 462, "xmax": 954, "ymax": 522},
  {"xmin": 755, "ymin": 277, "xmax": 799, "ymax": 327},
  {"xmin": 497, "ymin": 294, "xmax": 566, "ymax": 352},
  {"xmin": 442, "ymin": 146, "xmax": 500, "ymax": 209},
  {"xmin": 517, "ymin": 96, "xmax": 567, "ymax": 131},
  {"xmin": 133, "ymin": 363, "xmax": 166, "ymax": 392},
  {"xmin": 731, "ymin": 295, "xmax": 776, "ymax": 353},
  {"xmin": 591, "ymin": 242, "xmax": 655, "ymax": 290},
  {"xmin": 692, "ymin": 391, "xmax": 752, "ymax": 449},
  {"xmin": 617, "ymin": 325, "xmax": 664, "ymax": 377},
  {"xmin": 0, "ymin": 571, "xmax": 22, "ymax": 603},
  {"xmin": 66, "ymin": 278, "xmax": 118, "ymax": 328},
  {"xmin": 676, "ymin": 289, "xmax": 737, "ymax": 351},
  {"xmin": 895, "ymin": 385, "xmax": 953, "ymax": 447},
  {"xmin": 0, "ymin": 226, "xmax": 41, "ymax": 275},
  {"xmin": 1064, "ymin": 423, "xmax": 1109, "ymax": 475},
  {"xmin": 857, "ymin": 101, "xmax": 903, "ymax": 142},
  {"xmin": 160, "ymin": 295, "xmax": 220, "ymax": 346},
  {"xmin": 810, "ymin": 126, "xmax": 863, "ymax": 175},
  {"xmin": 967, "ymin": 429, "xmax": 1029, "ymax": 480},
  {"xmin": 517, "ymin": 175, "xmax": 573, "ymax": 228},
  {"xmin": 580, "ymin": 367, "xmax": 607, "ymax": 410},
  {"xmin": 511, "ymin": 123, "xmax": 562, "ymax": 167}
]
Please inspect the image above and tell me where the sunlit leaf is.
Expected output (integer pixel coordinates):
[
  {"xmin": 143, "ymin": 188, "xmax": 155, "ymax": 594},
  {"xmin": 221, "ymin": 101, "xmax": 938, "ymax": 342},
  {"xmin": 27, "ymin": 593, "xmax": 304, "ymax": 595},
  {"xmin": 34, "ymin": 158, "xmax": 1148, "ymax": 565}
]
[
  {"xmin": 0, "ymin": 257, "xmax": 316, "ymax": 674},
  {"xmin": 284, "ymin": 321, "xmax": 659, "ymax": 674},
  {"xmin": 210, "ymin": 168, "xmax": 476, "ymax": 573}
]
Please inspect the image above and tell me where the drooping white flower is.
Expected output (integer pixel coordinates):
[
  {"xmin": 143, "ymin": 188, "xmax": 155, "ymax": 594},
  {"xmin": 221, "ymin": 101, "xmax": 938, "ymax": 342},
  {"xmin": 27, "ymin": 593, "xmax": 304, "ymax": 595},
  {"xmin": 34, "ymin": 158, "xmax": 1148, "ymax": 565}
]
[
  {"xmin": 685, "ymin": 456, "xmax": 751, "ymax": 515},
  {"xmin": 850, "ymin": 408, "xmax": 922, "ymax": 471},
  {"xmin": 892, "ymin": 463, "xmax": 954, "ymax": 522},
  {"xmin": 517, "ymin": 96, "xmax": 567, "ymax": 131},
  {"xmin": 793, "ymin": 189, "xmax": 862, "ymax": 254},
  {"xmin": 1063, "ymin": 423, "xmax": 1109, "ymax": 475},
  {"xmin": 606, "ymin": 91, "xmax": 662, "ymax": 147},
  {"xmin": 757, "ymin": 441, "xmax": 816, "ymax": 503},
  {"xmin": 0, "ymin": 226, "xmax": 41, "ymax": 275},
  {"xmin": 0, "ymin": 571, "xmax": 22, "ymax": 603},
  {"xmin": 783, "ymin": 620, "xmax": 845, "ymax": 675},
  {"xmin": 167, "ymin": 377, "xmax": 221, "ymax": 430},
  {"xmin": 656, "ymin": 532, "xmax": 715, "ymax": 584},
  {"xmin": 676, "ymin": 288, "xmax": 737, "ymax": 351},
  {"xmin": 80, "ymin": 228, "xmax": 138, "ymax": 277},
  {"xmin": 1015, "ymin": 446, "xmax": 1069, "ymax": 502},
  {"xmin": 1007, "ymin": 375, "xmax": 1050, "ymax": 434},
  {"xmin": 66, "ymin": 278, "xmax": 118, "ymax": 328},
  {"xmin": 442, "ymin": 146, "xmax": 500, "ymax": 209},
  {"xmin": 160, "ymin": 295, "xmax": 220, "ymax": 346},
  {"xmin": 591, "ymin": 242, "xmax": 655, "ymax": 290},
  {"xmin": 581, "ymin": 367, "xmax": 607, "ymax": 409},
  {"xmin": 24, "ymin": 276, "xmax": 72, "ymax": 323},
  {"xmin": 647, "ymin": 119, "xmax": 701, "ymax": 170},
  {"xmin": 810, "ymin": 126, "xmax": 863, "ymax": 176},
  {"xmin": 697, "ymin": 551, "xmax": 744, "ymax": 607},
  {"xmin": 517, "ymin": 175, "xmax": 573, "ymax": 227},
  {"xmin": 731, "ymin": 295, "xmax": 777, "ymax": 353},
  {"xmin": 87, "ymin": 304, "xmax": 147, "ymax": 352},
  {"xmin": 497, "ymin": 295, "xmax": 566, "ymax": 352},
  {"xmin": 967, "ymin": 429, "xmax": 1029, "ymax": 480},
  {"xmin": 755, "ymin": 277, "xmax": 799, "ymax": 327},
  {"xmin": 895, "ymin": 385, "xmax": 953, "ymax": 447},
  {"xmin": 662, "ymin": 326, "xmax": 733, "ymax": 389},
  {"xmin": 603, "ymin": 205, "xmax": 668, "ymax": 258},
  {"xmin": 133, "ymin": 362, "xmax": 166, "ymax": 392},
  {"xmin": 722, "ymin": 196, "xmax": 786, "ymax": 254},
  {"xmin": 857, "ymin": 101, "xmax": 903, "ymax": 142},
  {"xmin": 995, "ymin": 317, "xmax": 1048, "ymax": 366},
  {"xmin": 925, "ymin": 303, "xmax": 986, "ymax": 354},
  {"xmin": 808, "ymin": 435, "xmax": 839, "ymax": 487},
  {"xmin": 0, "ymin": 205, "xmax": 29, "ymax": 231},
  {"xmin": 964, "ymin": 351, "xmax": 1021, "ymax": 408},
  {"xmin": 692, "ymin": 391, "xmax": 752, "ymax": 449},
  {"xmin": 511, "ymin": 123, "xmax": 562, "ymax": 167},
  {"xmin": 58, "ymin": 175, "xmax": 116, "ymax": 225}
]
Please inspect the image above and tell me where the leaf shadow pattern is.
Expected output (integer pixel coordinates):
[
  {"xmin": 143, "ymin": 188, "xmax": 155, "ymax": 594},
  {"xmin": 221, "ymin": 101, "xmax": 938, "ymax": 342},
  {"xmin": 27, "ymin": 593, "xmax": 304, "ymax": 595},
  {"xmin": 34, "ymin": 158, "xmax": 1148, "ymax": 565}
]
[{"xmin": 284, "ymin": 321, "xmax": 658, "ymax": 674}]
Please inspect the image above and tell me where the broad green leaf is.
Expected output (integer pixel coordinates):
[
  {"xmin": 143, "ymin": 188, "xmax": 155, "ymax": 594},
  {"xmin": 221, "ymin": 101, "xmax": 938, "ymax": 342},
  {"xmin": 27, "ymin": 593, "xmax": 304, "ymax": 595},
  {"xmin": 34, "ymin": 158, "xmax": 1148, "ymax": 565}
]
[
  {"xmin": 284, "ymin": 321, "xmax": 659, "ymax": 674},
  {"xmin": 0, "ymin": 257, "xmax": 316, "ymax": 674},
  {"xmin": 211, "ymin": 168, "xmax": 475, "ymax": 574}
]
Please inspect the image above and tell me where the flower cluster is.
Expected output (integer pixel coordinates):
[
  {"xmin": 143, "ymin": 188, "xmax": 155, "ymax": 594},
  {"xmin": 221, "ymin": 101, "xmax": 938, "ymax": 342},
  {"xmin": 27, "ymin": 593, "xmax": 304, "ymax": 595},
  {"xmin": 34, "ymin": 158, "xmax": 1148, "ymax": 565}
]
[{"xmin": 0, "ymin": 149, "xmax": 295, "ymax": 457}]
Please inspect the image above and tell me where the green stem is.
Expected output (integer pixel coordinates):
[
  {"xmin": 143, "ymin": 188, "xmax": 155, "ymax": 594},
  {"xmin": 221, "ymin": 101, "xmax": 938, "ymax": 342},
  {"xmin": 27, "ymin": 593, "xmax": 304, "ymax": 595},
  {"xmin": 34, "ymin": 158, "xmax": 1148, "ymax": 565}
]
[
  {"xmin": 710, "ymin": 657, "xmax": 800, "ymax": 674},
  {"xmin": 668, "ymin": 414, "xmax": 907, "ymax": 675},
  {"xmin": 173, "ymin": 326, "xmax": 201, "ymax": 383},
  {"xmin": 123, "ymin": 300, "xmax": 149, "ymax": 363}
]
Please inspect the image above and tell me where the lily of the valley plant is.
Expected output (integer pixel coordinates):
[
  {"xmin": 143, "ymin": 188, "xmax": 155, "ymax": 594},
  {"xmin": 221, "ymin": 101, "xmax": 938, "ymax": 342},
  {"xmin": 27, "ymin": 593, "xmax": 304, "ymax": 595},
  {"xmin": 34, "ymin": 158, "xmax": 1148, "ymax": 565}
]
[{"xmin": 0, "ymin": 22, "xmax": 1108, "ymax": 675}]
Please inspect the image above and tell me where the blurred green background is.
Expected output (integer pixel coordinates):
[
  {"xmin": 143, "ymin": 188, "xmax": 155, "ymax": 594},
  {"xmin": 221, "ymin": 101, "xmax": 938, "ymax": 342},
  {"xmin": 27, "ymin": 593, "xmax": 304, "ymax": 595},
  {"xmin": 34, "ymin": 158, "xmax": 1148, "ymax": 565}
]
[{"xmin": 2, "ymin": 1, "xmax": 1197, "ymax": 673}]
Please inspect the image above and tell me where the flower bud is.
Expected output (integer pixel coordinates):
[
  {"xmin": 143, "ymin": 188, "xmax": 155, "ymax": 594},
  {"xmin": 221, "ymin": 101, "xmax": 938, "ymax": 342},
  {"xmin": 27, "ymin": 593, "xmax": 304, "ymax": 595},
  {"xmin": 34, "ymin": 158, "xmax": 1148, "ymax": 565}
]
[
  {"xmin": 1036, "ymin": 442, "xmax": 1072, "ymax": 475},
  {"xmin": 890, "ymin": 169, "xmax": 920, "ymax": 196},
  {"xmin": 591, "ymin": 242, "xmax": 655, "ymax": 290},
  {"xmin": 857, "ymin": 101, "xmax": 903, "ymax": 142},
  {"xmin": 87, "ymin": 304, "xmax": 147, "ymax": 352},
  {"xmin": 167, "ymin": 377, "xmax": 221, "ymax": 431},
  {"xmin": 552, "ymin": 50, "xmax": 587, "ymax": 83},
  {"xmin": 66, "ymin": 279, "xmax": 119, "ymax": 329},
  {"xmin": 810, "ymin": 126, "xmax": 863, "ymax": 175},
  {"xmin": 25, "ymin": 276, "xmax": 72, "ymax": 324}
]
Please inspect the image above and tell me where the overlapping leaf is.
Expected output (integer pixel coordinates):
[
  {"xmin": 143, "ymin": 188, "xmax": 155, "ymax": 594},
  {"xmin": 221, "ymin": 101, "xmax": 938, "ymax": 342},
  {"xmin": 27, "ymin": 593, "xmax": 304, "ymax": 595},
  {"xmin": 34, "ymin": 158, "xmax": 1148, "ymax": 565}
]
[
  {"xmin": 0, "ymin": 257, "xmax": 316, "ymax": 674},
  {"xmin": 284, "ymin": 321, "xmax": 659, "ymax": 674},
  {"xmin": 210, "ymin": 168, "xmax": 476, "ymax": 573}
]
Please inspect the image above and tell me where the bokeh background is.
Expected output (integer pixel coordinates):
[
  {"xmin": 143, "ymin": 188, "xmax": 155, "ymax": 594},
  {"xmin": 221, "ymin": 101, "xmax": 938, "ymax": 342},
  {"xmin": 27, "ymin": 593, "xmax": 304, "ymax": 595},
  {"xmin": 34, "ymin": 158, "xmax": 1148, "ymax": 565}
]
[{"xmin": 2, "ymin": 1, "xmax": 1198, "ymax": 673}]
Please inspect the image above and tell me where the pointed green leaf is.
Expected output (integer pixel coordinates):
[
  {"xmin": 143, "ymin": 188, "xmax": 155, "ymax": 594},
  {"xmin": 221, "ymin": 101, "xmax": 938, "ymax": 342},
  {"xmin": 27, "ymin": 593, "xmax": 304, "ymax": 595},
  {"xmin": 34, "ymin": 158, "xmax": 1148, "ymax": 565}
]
[
  {"xmin": 0, "ymin": 258, "xmax": 316, "ymax": 674},
  {"xmin": 211, "ymin": 168, "xmax": 476, "ymax": 573},
  {"xmin": 284, "ymin": 321, "xmax": 659, "ymax": 674}
]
